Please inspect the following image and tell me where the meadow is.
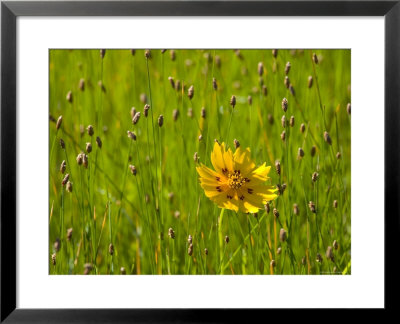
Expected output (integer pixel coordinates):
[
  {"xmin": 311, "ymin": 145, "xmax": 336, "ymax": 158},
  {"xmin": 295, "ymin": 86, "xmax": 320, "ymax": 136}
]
[{"xmin": 49, "ymin": 49, "xmax": 351, "ymax": 275}]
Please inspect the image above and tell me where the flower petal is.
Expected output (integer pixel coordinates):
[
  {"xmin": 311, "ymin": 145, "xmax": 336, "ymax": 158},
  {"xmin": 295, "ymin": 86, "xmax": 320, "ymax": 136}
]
[
  {"xmin": 196, "ymin": 164, "xmax": 223, "ymax": 181},
  {"xmin": 222, "ymin": 144, "xmax": 234, "ymax": 173},
  {"xmin": 233, "ymin": 147, "xmax": 256, "ymax": 176},
  {"xmin": 211, "ymin": 142, "xmax": 226, "ymax": 174},
  {"xmin": 247, "ymin": 184, "xmax": 278, "ymax": 201},
  {"xmin": 249, "ymin": 163, "xmax": 271, "ymax": 182}
]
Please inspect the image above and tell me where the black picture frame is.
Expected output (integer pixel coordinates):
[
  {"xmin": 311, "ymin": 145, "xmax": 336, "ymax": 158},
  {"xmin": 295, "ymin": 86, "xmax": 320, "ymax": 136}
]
[{"xmin": 1, "ymin": 0, "xmax": 399, "ymax": 321}]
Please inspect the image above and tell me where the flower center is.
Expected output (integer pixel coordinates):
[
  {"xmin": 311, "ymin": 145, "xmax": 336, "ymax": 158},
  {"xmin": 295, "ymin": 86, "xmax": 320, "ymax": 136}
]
[{"xmin": 228, "ymin": 170, "xmax": 246, "ymax": 189}]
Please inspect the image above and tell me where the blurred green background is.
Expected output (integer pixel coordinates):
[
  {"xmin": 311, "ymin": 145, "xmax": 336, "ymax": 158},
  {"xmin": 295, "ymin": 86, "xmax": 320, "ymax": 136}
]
[{"xmin": 49, "ymin": 49, "xmax": 351, "ymax": 275}]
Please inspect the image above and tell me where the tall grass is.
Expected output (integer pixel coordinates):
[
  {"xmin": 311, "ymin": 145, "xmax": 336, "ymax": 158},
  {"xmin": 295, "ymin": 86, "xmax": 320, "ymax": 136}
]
[{"xmin": 49, "ymin": 49, "xmax": 351, "ymax": 275}]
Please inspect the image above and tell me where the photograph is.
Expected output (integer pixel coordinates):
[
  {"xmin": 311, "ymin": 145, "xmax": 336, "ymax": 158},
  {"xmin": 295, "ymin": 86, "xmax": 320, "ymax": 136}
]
[{"xmin": 49, "ymin": 49, "xmax": 351, "ymax": 275}]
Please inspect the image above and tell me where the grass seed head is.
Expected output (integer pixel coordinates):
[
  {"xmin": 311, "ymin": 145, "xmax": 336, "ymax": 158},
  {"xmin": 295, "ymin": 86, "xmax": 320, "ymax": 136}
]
[
  {"xmin": 270, "ymin": 259, "xmax": 276, "ymax": 268},
  {"xmin": 60, "ymin": 138, "xmax": 65, "ymax": 149},
  {"xmin": 234, "ymin": 139, "xmax": 240, "ymax": 149},
  {"xmin": 336, "ymin": 152, "xmax": 341, "ymax": 159},
  {"xmin": 98, "ymin": 81, "xmax": 105, "ymax": 92},
  {"xmin": 312, "ymin": 172, "xmax": 319, "ymax": 182},
  {"xmin": 87, "ymin": 125, "xmax": 94, "ymax": 136},
  {"xmin": 108, "ymin": 243, "xmax": 114, "ymax": 255},
  {"xmin": 96, "ymin": 136, "xmax": 102, "ymax": 148},
  {"xmin": 66, "ymin": 180, "xmax": 72, "ymax": 192},
  {"xmin": 120, "ymin": 267, "xmax": 126, "ymax": 275},
  {"xmin": 273, "ymin": 208, "xmax": 279, "ymax": 218},
  {"xmin": 172, "ymin": 109, "xmax": 179, "ymax": 121},
  {"xmin": 188, "ymin": 85, "xmax": 194, "ymax": 100},
  {"xmin": 204, "ymin": 248, "xmax": 209, "ymax": 255},
  {"xmin": 170, "ymin": 50, "xmax": 176, "ymax": 61},
  {"xmin": 188, "ymin": 235, "xmax": 193, "ymax": 244},
  {"xmin": 262, "ymin": 85, "xmax": 268, "ymax": 96},
  {"xmin": 51, "ymin": 253, "xmax": 56, "ymax": 266},
  {"xmin": 193, "ymin": 152, "xmax": 199, "ymax": 163},
  {"xmin": 174, "ymin": 211, "xmax": 180, "ymax": 219},
  {"xmin": 347, "ymin": 103, "xmax": 351, "ymax": 115},
  {"xmin": 131, "ymin": 49, "xmax": 136, "ymax": 56},
  {"xmin": 265, "ymin": 202, "xmax": 270, "ymax": 214},
  {"xmin": 300, "ymin": 123, "xmax": 306, "ymax": 133},
  {"xmin": 285, "ymin": 62, "xmax": 291, "ymax": 75},
  {"xmin": 158, "ymin": 115, "xmax": 164, "ymax": 127},
  {"xmin": 60, "ymin": 160, "xmax": 66, "ymax": 174},
  {"xmin": 144, "ymin": 104, "xmax": 150, "ymax": 117},
  {"xmin": 301, "ymin": 257, "xmax": 306, "ymax": 265},
  {"xmin": 293, "ymin": 203, "xmax": 299, "ymax": 215},
  {"xmin": 212, "ymin": 78, "xmax": 218, "ymax": 90},
  {"xmin": 76, "ymin": 153, "xmax": 83, "ymax": 165},
  {"xmin": 289, "ymin": 84, "xmax": 295, "ymax": 96},
  {"xmin": 290, "ymin": 116, "xmax": 295, "ymax": 127},
  {"xmin": 284, "ymin": 76, "xmax": 290, "ymax": 89},
  {"xmin": 79, "ymin": 125, "xmax": 85, "ymax": 137},
  {"xmin": 279, "ymin": 228, "xmax": 287, "ymax": 242},
  {"xmin": 258, "ymin": 62, "xmax": 264, "ymax": 76},
  {"xmin": 100, "ymin": 49, "xmax": 106, "ymax": 59},
  {"xmin": 175, "ymin": 80, "xmax": 181, "ymax": 92},
  {"xmin": 86, "ymin": 142, "xmax": 92, "ymax": 154},
  {"xmin": 168, "ymin": 76, "xmax": 175, "ymax": 89},
  {"xmin": 308, "ymin": 201, "xmax": 316, "ymax": 213},
  {"xmin": 129, "ymin": 165, "xmax": 137, "ymax": 176},
  {"xmin": 132, "ymin": 112, "xmax": 141, "ymax": 125},
  {"xmin": 230, "ymin": 95, "xmax": 236, "ymax": 108},
  {"xmin": 54, "ymin": 238, "xmax": 61, "ymax": 252},
  {"xmin": 168, "ymin": 228, "xmax": 175, "ymax": 239},
  {"xmin": 324, "ymin": 131, "xmax": 332, "ymax": 145},
  {"xmin": 333, "ymin": 240, "xmax": 339, "ymax": 250},
  {"xmin": 248, "ymin": 95, "xmax": 252, "ymax": 105},
  {"xmin": 308, "ymin": 75, "xmax": 313, "ymax": 88},
  {"xmin": 127, "ymin": 130, "xmax": 137, "ymax": 141},
  {"xmin": 201, "ymin": 107, "xmax": 206, "ymax": 119},
  {"xmin": 67, "ymin": 228, "xmax": 73, "ymax": 241},
  {"xmin": 215, "ymin": 55, "xmax": 221, "ymax": 68},
  {"xmin": 161, "ymin": 49, "xmax": 166, "ymax": 54},
  {"xmin": 281, "ymin": 97, "xmax": 288, "ymax": 112},
  {"xmin": 66, "ymin": 91, "xmax": 73, "ymax": 103},
  {"xmin": 82, "ymin": 154, "xmax": 88, "ymax": 168},
  {"xmin": 145, "ymin": 50, "xmax": 151, "ymax": 59},
  {"xmin": 316, "ymin": 253, "xmax": 323, "ymax": 263},
  {"xmin": 277, "ymin": 247, "xmax": 282, "ymax": 255},
  {"xmin": 272, "ymin": 49, "xmax": 278, "ymax": 58},
  {"xmin": 281, "ymin": 130, "xmax": 286, "ymax": 141},
  {"xmin": 311, "ymin": 145, "xmax": 317, "ymax": 157},
  {"xmin": 79, "ymin": 78, "xmax": 85, "ymax": 91},
  {"xmin": 56, "ymin": 115, "xmax": 63, "ymax": 130},
  {"xmin": 84, "ymin": 263, "xmax": 93, "ymax": 275},
  {"xmin": 130, "ymin": 107, "xmax": 137, "ymax": 119},
  {"xmin": 62, "ymin": 173, "xmax": 70, "ymax": 186},
  {"xmin": 275, "ymin": 160, "xmax": 281, "ymax": 175},
  {"xmin": 225, "ymin": 235, "xmax": 230, "ymax": 244},
  {"xmin": 281, "ymin": 115, "xmax": 286, "ymax": 128},
  {"xmin": 312, "ymin": 53, "xmax": 319, "ymax": 64},
  {"xmin": 198, "ymin": 134, "xmax": 203, "ymax": 141},
  {"xmin": 188, "ymin": 243, "xmax": 193, "ymax": 256},
  {"xmin": 140, "ymin": 93, "xmax": 148, "ymax": 104},
  {"xmin": 333, "ymin": 200, "xmax": 338, "ymax": 208},
  {"xmin": 298, "ymin": 147, "xmax": 305, "ymax": 158},
  {"xmin": 187, "ymin": 107, "xmax": 193, "ymax": 118},
  {"xmin": 326, "ymin": 246, "xmax": 334, "ymax": 261},
  {"xmin": 268, "ymin": 114, "xmax": 274, "ymax": 125}
]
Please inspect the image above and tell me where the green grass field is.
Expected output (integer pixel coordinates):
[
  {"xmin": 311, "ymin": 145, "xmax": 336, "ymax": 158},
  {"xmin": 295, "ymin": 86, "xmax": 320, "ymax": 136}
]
[{"xmin": 49, "ymin": 49, "xmax": 351, "ymax": 275}]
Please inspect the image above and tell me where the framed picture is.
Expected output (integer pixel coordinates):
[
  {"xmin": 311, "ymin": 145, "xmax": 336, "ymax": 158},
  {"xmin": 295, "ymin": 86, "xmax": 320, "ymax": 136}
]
[{"xmin": 1, "ymin": 0, "xmax": 398, "ymax": 321}]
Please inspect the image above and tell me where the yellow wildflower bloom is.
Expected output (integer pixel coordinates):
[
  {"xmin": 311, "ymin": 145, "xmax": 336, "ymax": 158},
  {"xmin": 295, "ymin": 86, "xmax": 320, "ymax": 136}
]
[{"xmin": 196, "ymin": 142, "xmax": 278, "ymax": 213}]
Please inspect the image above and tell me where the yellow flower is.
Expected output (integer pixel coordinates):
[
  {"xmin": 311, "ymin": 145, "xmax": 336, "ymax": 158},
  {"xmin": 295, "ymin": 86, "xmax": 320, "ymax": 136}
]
[{"xmin": 196, "ymin": 142, "xmax": 278, "ymax": 213}]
